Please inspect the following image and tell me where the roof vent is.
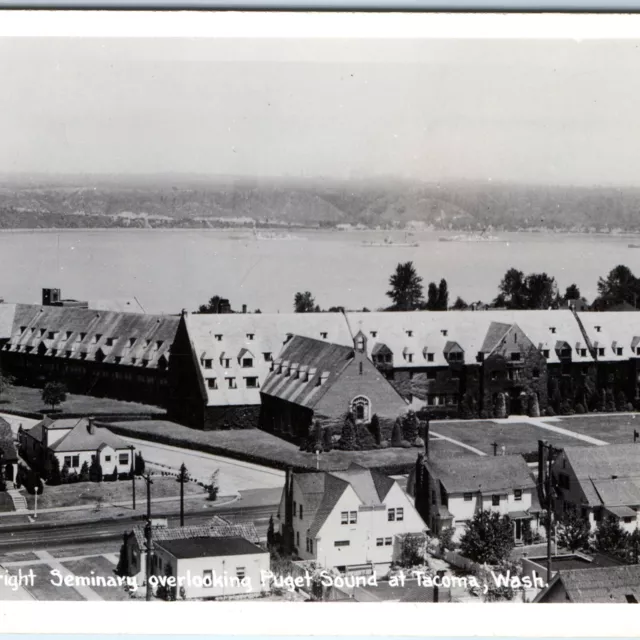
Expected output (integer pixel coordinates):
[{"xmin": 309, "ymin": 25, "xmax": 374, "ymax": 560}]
[
  {"xmin": 441, "ymin": 330, "xmax": 448, "ymax": 337},
  {"xmin": 550, "ymin": 327, "xmax": 556, "ymax": 334}
]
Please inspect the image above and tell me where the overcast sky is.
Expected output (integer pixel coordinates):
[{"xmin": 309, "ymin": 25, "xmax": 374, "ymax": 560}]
[{"xmin": 1, "ymin": 36, "xmax": 640, "ymax": 185}]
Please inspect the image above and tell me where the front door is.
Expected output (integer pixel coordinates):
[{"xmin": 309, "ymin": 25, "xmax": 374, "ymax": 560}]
[{"xmin": 514, "ymin": 519, "xmax": 523, "ymax": 542}]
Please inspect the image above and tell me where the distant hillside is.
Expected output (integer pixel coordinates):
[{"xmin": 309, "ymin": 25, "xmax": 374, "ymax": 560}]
[{"xmin": 0, "ymin": 176, "xmax": 639, "ymax": 232}]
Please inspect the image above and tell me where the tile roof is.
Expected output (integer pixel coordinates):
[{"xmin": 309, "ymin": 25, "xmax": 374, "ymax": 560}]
[
  {"xmin": 0, "ymin": 417, "xmax": 17, "ymax": 462},
  {"xmin": 184, "ymin": 312, "xmax": 354, "ymax": 408},
  {"xmin": 426, "ymin": 454, "xmax": 535, "ymax": 494},
  {"xmin": 547, "ymin": 565, "xmax": 640, "ymax": 603},
  {"xmin": 157, "ymin": 536, "xmax": 265, "ymax": 559},
  {"xmin": 130, "ymin": 517, "xmax": 260, "ymax": 550},
  {"xmin": 261, "ymin": 336, "xmax": 354, "ymax": 409},
  {"xmin": 3, "ymin": 303, "xmax": 178, "ymax": 370}
]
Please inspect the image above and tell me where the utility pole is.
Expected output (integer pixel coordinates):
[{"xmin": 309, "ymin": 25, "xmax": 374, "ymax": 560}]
[
  {"xmin": 131, "ymin": 447, "xmax": 136, "ymax": 511},
  {"xmin": 491, "ymin": 442, "xmax": 499, "ymax": 457},
  {"xmin": 178, "ymin": 463, "xmax": 188, "ymax": 527},
  {"xmin": 634, "ymin": 429, "xmax": 639, "ymax": 444},
  {"xmin": 539, "ymin": 440, "xmax": 560, "ymax": 585},
  {"xmin": 143, "ymin": 472, "xmax": 154, "ymax": 601}
]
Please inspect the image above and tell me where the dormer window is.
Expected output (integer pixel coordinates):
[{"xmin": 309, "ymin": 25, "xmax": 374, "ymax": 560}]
[
  {"xmin": 510, "ymin": 353, "xmax": 521, "ymax": 362},
  {"xmin": 156, "ymin": 341, "xmax": 163, "ymax": 349},
  {"xmin": 370, "ymin": 331, "xmax": 377, "ymax": 338},
  {"xmin": 227, "ymin": 377, "xmax": 237, "ymax": 389},
  {"xmin": 405, "ymin": 353, "xmax": 413, "ymax": 363},
  {"xmin": 106, "ymin": 337, "xmax": 115, "ymax": 347},
  {"xmin": 550, "ymin": 327, "xmax": 556, "ymax": 334},
  {"xmin": 542, "ymin": 349, "xmax": 550, "ymax": 358},
  {"xmin": 47, "ymin": 331, "xmax": 56, "ymax": 340},
  {"xmin": 242, "ymin": 357, "xmax": 253, "ymax": 368},
  {"xmin": 580, "ymin": 348, "xmax": 588, "ymax": 357},
  {"xmin": 320, "ymin": 332, "xmax": 328, "ymax": 339},
  {"xmin": 406, "ymin": 330, "xmax": 413, "ymax": 337},
  {"xmin": 203, "ymin": 359, "xmax": 212, "ymax": 369},
  {"xmin": 448, "ymin": 351, "xmax": 463, "ymax": 362},
  {"xmin": 222, "ymin": 358, "xmax": 231, "ymax": 368},
  {"xmin": 598, "ymin": 348, "xmax": 605, "ymax": 356},
  {"xmin": 441, "ymin": 330, "xmax": 448, "ymax": 337},
  {"xmin": 80, "ymin": 332, "xmax": 87, "ymax": 340},
  {"xmin": 595, "ymin": 326, "xmax": 601, "ymax": 332},
  {"xmin": 66, "ymin": 331, "xmax": 72, "ymax": 339},
  {"xmin": 263, "ymin": 352, "xmax": 272, "ymax": 361},
  {"xmin": 246, "ymin": 333, "xmax": 254, "ymax": 341},
  {"xmin": 207, "ymin": 378, "xmax": 217, "ymax": 389},
  {"xmin": 129, "ymin": 338, "xmax": 136, "ymax": 347},
  {"xmin": 617, "ymin": 347, "xmax": 623, "ymax": 356},
  {"xmin": 39, "ymin": 328, "xmax": 46, "ymax": 337},
  {"xmin": 215, "ymin": 334, "xmax": 223, "ymax": 341},
  {"xmin": 19, "ymin": 326, "xmax": 26, "ymax": 334}
]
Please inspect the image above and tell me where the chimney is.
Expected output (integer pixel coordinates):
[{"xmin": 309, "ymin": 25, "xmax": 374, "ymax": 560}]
[
  {"xmin": 242, "ymin": 304, "xmax": 247, "ymax": 314},
  {"xmin": 87, "ymin": 418, "xmax": 95, "ymax": 435}
]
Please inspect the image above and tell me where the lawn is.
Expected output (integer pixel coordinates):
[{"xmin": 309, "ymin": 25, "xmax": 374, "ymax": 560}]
[
  {"xmin": 62, "ymin": 556, "xmax": 131, "ymax": 601},
  {"xmin": 0, "ymin": 385, "xmax": 165, "ymax": 417},
  {"xmin": 8, "ymin": 563, "xmax": 85, "ymax": 601},
  {"xmin": 24, "ymin": 475, "xmax": 203, "ymax": 510},
  {"xmin": 557, "ymin": 413, "xmax": 640, "ymax": 445},
  {"xmin": 108, "ymin": 420, "xmax": 430, "ymax": 474},
  {"xmin": 431, "ymin": 420, "xmax": 592, "ymax": 457},
  {"xmin": 0, "ymin": 493, "xmax": 14, "ymax": 513}
]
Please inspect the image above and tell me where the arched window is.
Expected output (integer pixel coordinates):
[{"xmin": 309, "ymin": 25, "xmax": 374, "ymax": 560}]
[{"xmin": 351, "ymin": 396, "xmax": 371, "ymax": 422}]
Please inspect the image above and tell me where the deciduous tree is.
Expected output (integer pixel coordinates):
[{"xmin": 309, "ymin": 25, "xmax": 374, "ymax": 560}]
[
  {"xmin": 556, "ymin": 511, "xmax": 591, "ymax": 552},
  {"xmin": 294, "ymin": 291, "xmax": 319, "ymax": 313},
  {"xmin": 42, "ymin": 382, "xmax": 67, "ymax": 412},
  {"xmin": 460, "ymin": 511, "xmax": 515, "ymax": 565},
  {"xmin": 386, "ymin": 262, "xmax": 424, "ymax": 311}
]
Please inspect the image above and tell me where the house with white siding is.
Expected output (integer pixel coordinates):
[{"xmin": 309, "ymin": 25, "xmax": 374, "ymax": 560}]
[{"xmin": 277, "ymin": 464, "xmax": 427, "ymax": 576}]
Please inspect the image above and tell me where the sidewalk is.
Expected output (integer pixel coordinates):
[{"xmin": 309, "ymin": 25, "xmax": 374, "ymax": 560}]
[{"xmin": 0, "ymin": 492, "xmax": 240, "ymax": 528}]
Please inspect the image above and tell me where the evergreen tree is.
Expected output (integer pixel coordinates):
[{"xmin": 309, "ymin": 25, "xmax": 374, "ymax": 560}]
[
  {"xmin": 606, "ymin": 389, "xmax": 616, "ymax": 412},
  {"xmin": 338, "ymin": 412, "xmax": 357, "ymax": 451},
  {"xmin": 401, "ymin": 410, "xmax": 419, "ymax": 443},
  {"xmin": 322, "ymin": 427, "xmax": 333, "ymax": 452},
  {"xmin": 115, "ymin": 533, "xmax": 129, "ymax": 577},
  {"xmin": 267, "ymin": 515, "xmax": 276, "ymax": 549},
  {"xmin": 495, "ymin": 393, "xmax": 507, "ymax": 419},
  {"xmin": 437, "ymin": 278, "xmax": 449, "ymax": 310},
  {"xmin": 355, "ymin": 422, "xmax": 376, "ymax": 450},
  {"xmin": 89, "ymin": 457, "xmax": 103, "ymax": 483},
  {"xmin": 313, "ymin": 421, "xmax": 323, "ymax": 450},
  {"xmin": 426, "ymin": 282, "xmax": 439, "ymax": 311},
  {"xmin": 391, "ymin": 418, "xmax": 403, "ymax": 447},
  {"xmin": 49, "ymin": 455, "xmax": 62, "ymax": 486},
  {"xmin": 135, "ymin": 452, "xmax": 146, "ymax": 476},
  {"xmin": 528, "ymin": 393, "xmax": 540, "ymax": 418},
  {"xmin": 60, "ymin": 462, "xmax": 70, "ymax": 484},
  {"xmin": 616, "ymin": 390, "xmax": 628, "ymax": 411},
  {"xmin": 452, "ymin": 296, "xmax": 468, "ymax": 310},
  {"xmin": 370, "ymin": 414, "xmax": 382, "ymax": 445},
  {"xmin": 79, "ymin": 461, "xmax": 90, "ymax": 482}
]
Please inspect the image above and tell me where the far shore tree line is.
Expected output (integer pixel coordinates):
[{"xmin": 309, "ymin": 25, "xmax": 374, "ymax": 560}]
[{"xmin": 194, "ymin": 263, "xmax": 640, "ymax": 315}]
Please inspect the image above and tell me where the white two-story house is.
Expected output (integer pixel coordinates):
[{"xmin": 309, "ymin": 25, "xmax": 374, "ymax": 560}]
[
  {"xmin": 277, "ymin": 464, "xmax": 427, "ymax": 576},
  {"xmin": 413, "ymin": 453, "xmax": 541, "ymax": 543},
  {"xmin": 551, "ymin": 444, "xmax": 640, "ymax": 534}
]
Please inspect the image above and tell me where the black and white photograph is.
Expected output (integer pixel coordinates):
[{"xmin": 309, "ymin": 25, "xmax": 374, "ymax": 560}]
[{"xmin": 1, "ymin": 12, "xmax": 640, "ymax": 614}]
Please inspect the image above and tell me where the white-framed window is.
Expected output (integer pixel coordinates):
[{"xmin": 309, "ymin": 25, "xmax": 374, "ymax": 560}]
[
  {"xmin": 64, "ymin": 456, "xmax": 72, "ymax": 467},
  {"xmin": 263, "ymin": 352, "xmax": 272, "ymax": 361},
  {"xmin": 245, "ymin": 377, "xmax": 259, "ymax": 388},
  {"xmin": 340, "ymin": 511, "xmax": 348, "ymax": 525},
  {"xmin": 384, "ymin": 538, "xmax": 392, "ymax": 546},
  {"xmin": 119, "ymin": 454, "xmax": 129, "ymax": 465},
  {"xmin": 72, "ymin": 455, "xmax": 79, "ymax": 468},
  {"xmin": 388, "ymin": 508, "xmax": 396, "ymax": 522},
  {"xmin": 105, "ymin": 455, "xmax": 111, "ymax": 462},
  {"xmin": 514, "ymin": 489, "xmax": 522, "ymax": 501},
  {"xmin": 349, "ymin": 511, "xmax": 357, "ymax": 524},
  {"xmin": 376, "ymin": 538, "xmax": 383, "ymax": 547},
  {"xmin": 396, "ymin": 508, "xmax": 404, "ymax": 522},
  {"xmin": 334, "ymin": 540, "xmax": 350, "ymax": 547},
  {"xmin": 236, "ymin": 567, "xmax": 246, "ymax": 580},
  {"xmin": 463, "ymin": 493, "xmax": 472, "ymax": 501},
  {"xmin": 492, "ymin": 495, "xmax": 500, "ymax": 506},
  {"xmin": 242, "ymin": 358, "xmax": 253, "ymax": 368}
]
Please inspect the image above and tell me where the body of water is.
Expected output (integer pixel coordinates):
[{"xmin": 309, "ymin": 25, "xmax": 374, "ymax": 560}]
[{"xmin": 0, "ymin": 228, "xmax": 638, "ymax": 314}]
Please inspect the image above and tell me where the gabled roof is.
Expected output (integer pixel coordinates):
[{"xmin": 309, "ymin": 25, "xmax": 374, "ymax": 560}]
[
  {"xmin": 426, "ymin": 454, "xmax": 535, "ymax": 494},
  {"xmin": 261, "ymin": 336, "xmax": 354, "ymax": 409},
  {"xmin": 479, "ymin": 322, "xmax": 512, "ymax": 355},
  {"xmin": 295, "ymin": 465, "xmax": 401, "ymax": 538},
  {"xmin": 27, "ymin": 417, "xmax": 131, "ymax": 453},
  {"xmin": 184, "ymin": 312, "xmax": 353, "ymax": 407},
  {"xmin": 538, "ymin": 565, "xmax": 640, "ymax": 603},
  {"xmin": 578, "ymin": 312, "xmax": 640, "ymax": 362},
  {"xmin": 563, "ymin": 444, "xmax": 640, "ymax": 481},
  {"xmin": 0, "ymin": 417, "xmax": 17, "ymax": 462}
]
